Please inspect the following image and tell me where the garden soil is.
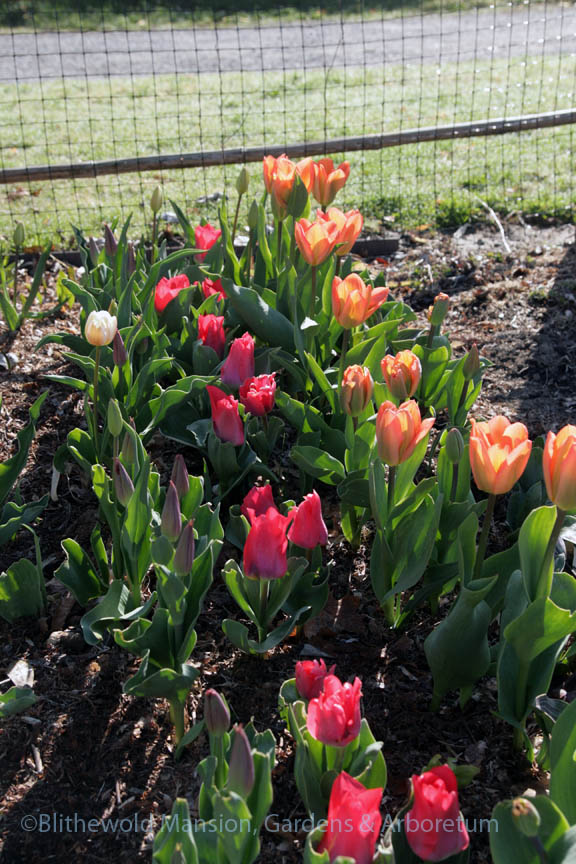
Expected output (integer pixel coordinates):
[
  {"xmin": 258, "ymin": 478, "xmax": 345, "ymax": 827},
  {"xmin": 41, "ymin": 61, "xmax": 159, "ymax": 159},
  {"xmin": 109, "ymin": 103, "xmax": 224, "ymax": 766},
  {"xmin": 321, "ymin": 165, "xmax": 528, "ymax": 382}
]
[{"xmin": 1, "ymin": 218, "xmax": 575, "ymax": 863}]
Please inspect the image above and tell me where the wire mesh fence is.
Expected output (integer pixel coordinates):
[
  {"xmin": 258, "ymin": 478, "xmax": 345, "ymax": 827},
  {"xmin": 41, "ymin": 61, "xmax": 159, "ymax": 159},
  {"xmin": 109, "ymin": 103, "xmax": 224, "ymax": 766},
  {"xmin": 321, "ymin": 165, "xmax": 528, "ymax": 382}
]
[{"xmin": 0, "ymin": 0, "xmax": 574, "ymax": 243}]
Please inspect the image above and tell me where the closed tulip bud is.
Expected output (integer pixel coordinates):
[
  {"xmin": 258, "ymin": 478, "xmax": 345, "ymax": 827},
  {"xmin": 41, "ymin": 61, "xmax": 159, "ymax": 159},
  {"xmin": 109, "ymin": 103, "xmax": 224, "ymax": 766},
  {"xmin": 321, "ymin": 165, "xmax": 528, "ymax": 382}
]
[
  {"xmin": 13, "ymin": 221, "xmax": 25, "ymax": 248},
  {"xmin": 88, "ymin": 236, "xmax": 100, "ymax": 267},
  {"xmin": 107, "ymin": 398, "xmax": 123, "ymax": 438},
  {"xmin": 204, "ymin": 689, "xmax": 230, "ymax": 737},
  {"xmin": 113, "ymin": 459, "xmax": 134, "ymax": 507},
  {"xmin": 235, "ymin": 166, "xmax": 250, "ymax": 195},
  {"xmin": 340, "ymin": 365, "xmax": 373, "ymax": 417},
  {"xmin": 512, "ymin": 798, "xmax": 541, "ymax": 838},
  {"xmin": 227, "ymin": 726, "xmax": 255, "ymax": 799},
  {"xmin": 161, "ymin": 481, "xmax": 182, "ymax": 543},
  {"xmin": 445, "ymin": 427, "xmax": 464, "ymax": 464},
  {"xmin": 121, "ymin": 420, "xmax": 137, "ymax": 466},
  {"xmin": 104, "ymin": 224, "xmax": 118, "ymax": 258},
  {"xmin": 247, "ymin": 199, "xmax": 259, "ymax": 231},
  {"xmin": 150, "ymin": 185, "xmax": 163, "ymax": 214},
  {"xmin": 84, "ymin": 310, "xmax": 118, "ymax": 347},
  {"xmin": 126, "ymin": 241, "xmax": 136, "ymax": 275},
  {"xmin": 543, "ymin": 425, "xmax": 576, "ymax": 511},
  {"xmin": 171, "ymin": 454, "xmax": 190, "ymax": 499},
  {"xmin": 174, "ymin": 520, "xmax": 195, "ymax": 575},
  {"xmin": 112, "ymin": 331, "xmax": 128, "ymax": 367},
  {"xmin": 381, "ymin": 350, "xmax": 422, "ymax": 401},
  {"xmin": 428, "ymin": 292, "xmax": 450, "ymax": 326},
  {"xmin": 463, "ymin": 344, "xmax": 480, "ymax": 381}
]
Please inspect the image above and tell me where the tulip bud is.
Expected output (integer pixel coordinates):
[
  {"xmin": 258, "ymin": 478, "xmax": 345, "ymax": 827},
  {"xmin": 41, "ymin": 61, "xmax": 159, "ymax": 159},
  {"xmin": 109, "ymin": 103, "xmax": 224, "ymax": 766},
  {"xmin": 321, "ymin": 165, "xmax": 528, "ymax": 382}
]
[
  {"xmin": 113, "ymin": 331, "xmax": 128, "ymax": 367},
  {"xmin": 445, "ymin": 427, "xmax": 464, "ymax": 464},
  {"xmin": 104, "ymin": 224, "xmax": 118, "ymax": 258},
  {"xmin": 121, "ymin": 419, "xmax": 137, "ymax": 466},
  {"xmin": 462, "ymin": 344, "xmax": 480, "ymax": 381},
  {"xmin": 235, "ymin": 166, "xmax": 249, "ymax": 196},
  {"xmin": 171, "ymin": 454, "xmax": 190, "ymax": 499},
  {"xmin": 511, "ymin": 798, "xmax": 541, "ymax": 838},
  {"xmin": 427, "ymin": 292, "xmax": 450, "ymax": 327},
  {"xmin": 340, "ymin": 365, "xmax": 373, "ymax": 417},
  {"xmin": 247, "ymin": 199, "xmax": 259, "ymax": 231},
  {"xmin": 113, "ymin": 458, "xmax": 134, "ymax": 507},
  {"xmin": 107, "ymin": 398, "xmax": 123, "ymax": 438},
  {"xmin": 227, "ymin": 725, "xmax": 255, "ymax": 798},
  {"xmin": 13, "ymin": 221, "xmax": 25, "ymax": 248},
  {"xmin": 88, "ymin": 236, "xmax": 100, "ymax": 267},
  {"xmin": 126, "ymin": 241, "xmax": 136, "ymax": 275},
  {"xmin": 161, "ymin": 481, "xmax": 182, "ymax": 543},
  {"xmin": 173, "ymin": 519, "xmax": 195, "ymax": 575},
  {"xmin": 204, "ymin": 689, "xmax": 230, "ymax": 737},
  {"xmin": 150, "ymin": 185, "xmax": 163, "ymax": 214}
]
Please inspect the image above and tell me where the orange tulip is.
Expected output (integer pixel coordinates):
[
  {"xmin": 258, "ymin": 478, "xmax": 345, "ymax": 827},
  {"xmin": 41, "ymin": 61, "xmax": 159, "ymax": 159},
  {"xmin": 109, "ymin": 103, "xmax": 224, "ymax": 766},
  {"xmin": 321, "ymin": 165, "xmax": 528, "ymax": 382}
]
[
  {"xmin": 295, "ymin": 216, "xmax": 339, "ymax": 267},
  {"xmin": 318, "ymin": 207, "xmax": 363, "ymax": 256},
  {"xmin": 263, "ymin": 154, "xmax": 315, "ymax": 214},
  {"xmin": 262, "ymin": 154, "xmax": 280, "ymax": 194},
  {"xmin": 340, "ymin": 365, "xmax": 373, "ymax": 417},
  {"xmin": 376, "ymin": 400, "xmax": 435, "ymax": 466},
  {"xmin": 543, "ymin": 425, "xmax": 576, "ymax": 511},
  {"xmin": 469, "ymin": 416, "xmax": 532, "ymax": 495},
  {"xmin": 332, "ymin": 274, "xmax": 389, "ymax": 329},
  {"xmin": 381, "ymin": 350, "xmax": 422, "ymax": 401},
  {"xmin": 312, "ymin": 158, "xmax": 351, "ymax": 207}
]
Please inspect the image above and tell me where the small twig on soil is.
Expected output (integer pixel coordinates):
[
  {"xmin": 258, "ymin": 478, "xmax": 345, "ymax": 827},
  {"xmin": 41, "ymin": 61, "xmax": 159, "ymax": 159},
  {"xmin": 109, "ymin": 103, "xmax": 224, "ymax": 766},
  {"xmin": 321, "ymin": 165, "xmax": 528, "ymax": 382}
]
[
  {"xmin": 473, "ymin": 195, "xmax": 511, "ymax": 254},
  {"xmin": 31, "ymin": 744, "xmax": 44, "ymax": 775}
]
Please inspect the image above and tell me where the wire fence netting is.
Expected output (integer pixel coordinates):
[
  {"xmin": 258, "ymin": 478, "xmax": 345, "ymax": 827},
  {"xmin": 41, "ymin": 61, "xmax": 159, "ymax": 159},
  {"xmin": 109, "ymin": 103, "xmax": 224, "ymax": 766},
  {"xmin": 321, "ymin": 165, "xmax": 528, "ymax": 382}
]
[{"xmin": 0, "ymin": 0, "xmax": 574, "ymax": 241}]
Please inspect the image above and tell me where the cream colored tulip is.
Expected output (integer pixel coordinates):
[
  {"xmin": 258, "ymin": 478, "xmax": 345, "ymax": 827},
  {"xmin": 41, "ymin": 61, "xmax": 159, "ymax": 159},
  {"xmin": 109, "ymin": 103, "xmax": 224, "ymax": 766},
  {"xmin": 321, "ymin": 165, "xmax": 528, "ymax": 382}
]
[{"xmin": 84, "ymin": 310, "xmax": 117, "ymax": 347}]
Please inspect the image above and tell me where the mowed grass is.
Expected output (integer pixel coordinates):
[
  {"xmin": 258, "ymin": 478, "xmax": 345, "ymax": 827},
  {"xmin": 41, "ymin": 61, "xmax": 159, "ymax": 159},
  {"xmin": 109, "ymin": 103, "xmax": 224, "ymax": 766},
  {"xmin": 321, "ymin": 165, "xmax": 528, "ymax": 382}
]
[{"xmin": 0, "ymin": 50, "xmax": 574, "ymax": 243}]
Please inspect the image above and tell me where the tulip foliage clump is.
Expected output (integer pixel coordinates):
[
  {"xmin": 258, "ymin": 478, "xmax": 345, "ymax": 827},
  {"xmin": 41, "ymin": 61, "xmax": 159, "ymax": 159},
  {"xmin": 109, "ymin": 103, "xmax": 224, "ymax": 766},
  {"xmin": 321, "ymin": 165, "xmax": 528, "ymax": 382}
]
[{"xmin": 3, "ymin": 152, "xmax": 576, "ymax": 863}]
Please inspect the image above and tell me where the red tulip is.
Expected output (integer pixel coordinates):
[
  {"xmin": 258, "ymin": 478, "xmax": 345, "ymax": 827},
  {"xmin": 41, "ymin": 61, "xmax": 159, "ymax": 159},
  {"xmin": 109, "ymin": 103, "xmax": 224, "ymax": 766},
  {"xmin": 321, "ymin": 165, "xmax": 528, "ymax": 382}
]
[
  {"xmin": 202, "ymin": 277, "xmax": 226, "ymax": 302},
  {"xmin": 295, "ymin": 659, "xmax": 335, "ymax": 700},
  {"xmin": 154, "ymin": 274, "xmax": 190, "ymax": 314},
  {"xmin": 239, "ymin": 373, "xmax": 277, "ymax": 416},
  {"xmin": 243, "ymin": 509, "xmax": 291, "ymax": 580},
  {"xmin": 312, "ymin": 158, "xmax": 351, "ymax": 207},
  {"xmin": 307, "ymin": 674, "xmax": 362, "ymax": 747},
  {"xmin": 241, "ymin": 484, "xmax": 278, "ymax": 525},
  {"xmin": 543, "ymin": 425, "xmax": 576, "ymax": 511},
  {"xmin": 197, "ymin": 314, "xmax": 226, "ymax": 359},
  {"xmin": 195, "ymin": 222, "xmax": 221, "ymax": 262},
  {"xmin": 206, "ymin": 385, "xmax": 244, "ymax": 446},
  {"xmin": 288, "ymin": 490, "xmax": 328, "ymax": 549},
  {"xmin": 221, "ymin": 332, "xmax": 255, "ymax": 389},
  {"xmin": 316, "ymin": 772, "xmax": 383, "ymax": 864},
  {"xmin": 406, "ymin": 766, "xmax": 469, "ymax": 862}
]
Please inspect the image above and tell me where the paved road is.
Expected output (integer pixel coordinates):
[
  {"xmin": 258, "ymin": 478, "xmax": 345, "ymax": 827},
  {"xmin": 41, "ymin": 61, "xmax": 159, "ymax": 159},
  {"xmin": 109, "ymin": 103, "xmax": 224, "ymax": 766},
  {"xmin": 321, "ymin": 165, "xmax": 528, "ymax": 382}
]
[{"xmin": 0, "ymin": 4, "xmax": 574, "ymax": 82}]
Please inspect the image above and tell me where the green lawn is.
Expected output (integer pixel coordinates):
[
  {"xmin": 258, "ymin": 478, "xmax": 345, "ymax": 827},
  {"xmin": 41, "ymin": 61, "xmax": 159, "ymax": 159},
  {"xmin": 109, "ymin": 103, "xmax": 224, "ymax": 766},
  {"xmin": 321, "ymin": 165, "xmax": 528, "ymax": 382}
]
[{"xmin": 0, "ymin": 51, "xmax": 574, "ymax": 243}]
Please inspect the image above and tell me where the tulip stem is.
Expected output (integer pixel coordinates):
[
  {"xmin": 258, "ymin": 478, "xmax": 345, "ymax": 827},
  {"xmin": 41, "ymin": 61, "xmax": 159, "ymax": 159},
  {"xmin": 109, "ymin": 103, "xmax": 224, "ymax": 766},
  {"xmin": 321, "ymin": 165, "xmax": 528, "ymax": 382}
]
[
  {"xmin": 473, "ymin": 493, "xmax": 497, "ymax": 581},
  {"xmin": 170, "ymin": 699, "xmax": 186, "ymax": 746},
  {"xmin": 92, "ymin": 346, "xmax": 101, "ymax": 458},
  {"xmin": 387, "ymin": 465, "xmax": 396, "ymax": 514},
  {"xmin": 338, "ymin": 328, "xmax": 350, "ymax": 389},
  {"xmin": 232, "ymin": 192, "xmax": 243, "ymax": 244},
  {"xmin": 151, "ymin": 213, "xmax": 157, "ymax": 264},
  {"xmin": 450, "ymin": 463, "xmax": 459, "ymax": 501},
  {"xmin": 214, "ymin": 735, "xmax": 227, "ymax": 788},
  {"xmin": 257, "ymin": 579, "xmax": 269, "ymax": 643},
  {"xmin": 309, "ymin": 266, "xmax": 317, "ymax": 320},
  {"xmin": 427, "ymin": 323, "xmax": 438, "ymax": 348},
  {"xmin": 12, "ymin": 245, "xmax": 19, "ymax": 304},
  {"xmin": 456, "ymin": 379, "xmax": 470, "ymax": 418},
  {"xmin": 538, "ymin": 507, "xmax": 566, "ymax": 600},
  {"xmin": 276, "ymin": 217, "xmax": 284, "ymax": 262},
  {"xmin": 530, "ymin": 836, "xmax": 550, "ymax": 864},
  {"xmin": 334, "ymin": 256, "xmax": 341, "ymax": 279}
]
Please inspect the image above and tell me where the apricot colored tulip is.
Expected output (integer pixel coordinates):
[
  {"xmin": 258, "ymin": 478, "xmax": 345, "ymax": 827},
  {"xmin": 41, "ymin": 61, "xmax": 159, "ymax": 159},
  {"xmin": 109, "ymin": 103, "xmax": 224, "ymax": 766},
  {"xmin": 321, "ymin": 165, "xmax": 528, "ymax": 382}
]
[
  {"xmin": 381, "ymin": 349, "xmax": 422, "ymax": 401},
  {"xmin": 265, "ymin": 155, "xmax": 315, "ymax": 213},
  {"xmin": 295, "ymin": 216, "xmax": 339, "ymax": 267},
  {"xmin": 332, "ymin": 274, "xmax": 389, "ymax": 329},
  {"xmin": 376, "ymin": 400, "xmax": 435, "ymax": 466},
  {"xmin": 340, "ymin": 365, "xmax": 373, "ymax": 417},
  {"xmin": 469, "ymin": 416, "xmax": 531, "ymax": 495},
  {"xmin": 543, "ymin": 425, "xmax": 576, "ymax": 511},
  {"xmin": 318, "ymin": 206, "xmax": 363, "ymax": 256},
  {"xmin": 312, "ymin": 157, "xmax": 351, "ymax": 207}
]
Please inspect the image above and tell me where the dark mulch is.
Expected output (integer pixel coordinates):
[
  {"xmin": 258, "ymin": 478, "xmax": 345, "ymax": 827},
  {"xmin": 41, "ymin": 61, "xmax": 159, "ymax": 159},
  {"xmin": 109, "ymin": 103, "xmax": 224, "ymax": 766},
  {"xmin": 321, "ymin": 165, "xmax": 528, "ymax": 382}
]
[{"xmin": 1, "ymin": 219, "xmax": 574, "ymax": 863}]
